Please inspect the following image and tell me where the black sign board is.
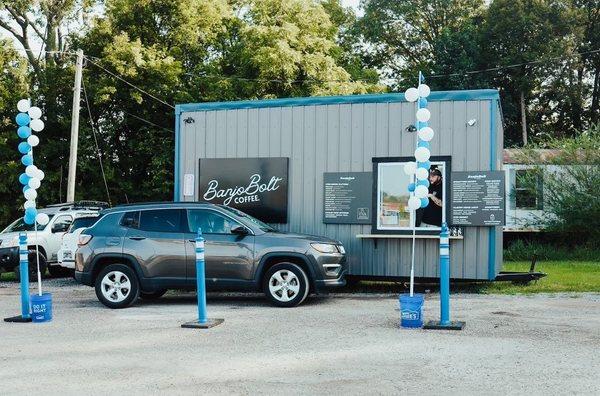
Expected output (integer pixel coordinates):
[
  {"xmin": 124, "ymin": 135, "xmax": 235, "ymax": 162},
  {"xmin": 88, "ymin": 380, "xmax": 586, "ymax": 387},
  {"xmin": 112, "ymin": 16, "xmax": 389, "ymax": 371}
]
[
  {"xmin": 450, "ymin": 171, "xmax": 505, "ymax": 226},
  {"xmin": 198, "ymin": 158, "xmax": 289, "ymax": 223},
  {"xmin": 323, "ymin": 172, "xmax": 372, "ymax": 224}
]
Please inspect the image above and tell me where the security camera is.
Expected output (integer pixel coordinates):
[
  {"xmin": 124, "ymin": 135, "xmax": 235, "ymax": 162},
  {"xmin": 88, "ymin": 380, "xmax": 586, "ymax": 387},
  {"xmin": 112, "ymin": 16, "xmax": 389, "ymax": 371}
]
[{"xmin": 467, "ymin": 119, "xmax": 477, "ymax": 127}]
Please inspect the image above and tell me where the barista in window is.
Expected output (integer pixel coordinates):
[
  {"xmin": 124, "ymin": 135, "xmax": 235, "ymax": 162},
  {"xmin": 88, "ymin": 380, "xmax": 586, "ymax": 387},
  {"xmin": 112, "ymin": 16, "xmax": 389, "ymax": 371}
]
[{"xmin": 418, "ymin": 167, "xmax": 443, "ymax": 227}]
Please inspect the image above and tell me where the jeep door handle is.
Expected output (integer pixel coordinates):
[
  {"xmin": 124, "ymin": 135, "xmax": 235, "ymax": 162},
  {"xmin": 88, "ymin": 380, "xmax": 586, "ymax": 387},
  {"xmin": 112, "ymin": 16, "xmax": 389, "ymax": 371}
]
[{"xmin": 129, "ymin": 236, "xmax": 146, "ymax": 241}]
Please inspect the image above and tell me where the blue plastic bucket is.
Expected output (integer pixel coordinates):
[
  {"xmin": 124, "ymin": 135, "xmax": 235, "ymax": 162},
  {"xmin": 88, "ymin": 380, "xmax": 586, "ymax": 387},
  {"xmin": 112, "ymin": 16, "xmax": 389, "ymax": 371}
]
[
  {"xmin": 399, "ymin": 293, "xmax": 424, "ymax": 328},
  {"xmin": 31, "ymin": 293, "xmax": 52, "ymax": 323}
]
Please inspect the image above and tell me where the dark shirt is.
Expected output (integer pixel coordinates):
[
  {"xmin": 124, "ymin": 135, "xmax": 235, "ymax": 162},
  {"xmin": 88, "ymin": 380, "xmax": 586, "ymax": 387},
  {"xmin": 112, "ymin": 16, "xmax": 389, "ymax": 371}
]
[{"xmin": 421, "ymin": 181, "xmax": 443, "ymax": 226}]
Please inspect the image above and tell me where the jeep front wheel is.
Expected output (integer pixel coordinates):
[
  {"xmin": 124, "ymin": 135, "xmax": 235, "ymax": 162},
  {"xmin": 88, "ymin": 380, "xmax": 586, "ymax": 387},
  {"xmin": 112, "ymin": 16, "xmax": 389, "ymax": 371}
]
[
  {"xmin": 95, "ymin": 264, "xmax": 139, "ymax": 309},
  {"xmin": 263, "ymin": 263, "xmax": 310, "ymax": 307}
]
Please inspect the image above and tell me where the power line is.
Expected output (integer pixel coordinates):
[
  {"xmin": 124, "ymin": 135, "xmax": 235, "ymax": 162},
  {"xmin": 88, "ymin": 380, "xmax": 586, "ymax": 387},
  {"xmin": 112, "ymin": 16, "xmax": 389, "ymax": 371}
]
[
  {"xmin": 81, "ymin": 77, "xmax": 112, "ymax": 206},
  {"xmin": 427, "ymin": 49, "xmax": 600, "ymax": 79},
  {"xmin": 122, "ymin": 111, "xmax": 174, "ymax": 134},
  {"xmin": 84, "ymin": 56, "xmax": 175, "ymax": 109}
]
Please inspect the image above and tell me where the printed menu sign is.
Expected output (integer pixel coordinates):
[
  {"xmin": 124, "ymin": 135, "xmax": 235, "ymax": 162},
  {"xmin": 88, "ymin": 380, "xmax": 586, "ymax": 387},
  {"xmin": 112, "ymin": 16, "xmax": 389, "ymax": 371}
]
[
  {"xmin": 323, "ymin": 172, "xmax": 372, "ymax": 224},
  {"xmin": 451, "ymin": 171, "xmax": 505, "ymax": 226}
]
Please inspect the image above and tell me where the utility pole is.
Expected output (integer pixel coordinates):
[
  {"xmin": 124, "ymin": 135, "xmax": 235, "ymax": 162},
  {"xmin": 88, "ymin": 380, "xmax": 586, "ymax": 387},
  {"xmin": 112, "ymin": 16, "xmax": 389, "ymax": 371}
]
[{"xmin": 67, "ymin": 49, "xmax": 84, "ymax": 202}]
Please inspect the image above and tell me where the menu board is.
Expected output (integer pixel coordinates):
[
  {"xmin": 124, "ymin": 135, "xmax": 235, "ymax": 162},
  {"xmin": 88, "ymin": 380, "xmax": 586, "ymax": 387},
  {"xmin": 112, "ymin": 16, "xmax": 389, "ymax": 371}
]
[
  {"xmin": 451, "ymin": 171, "xmax": 505, "ymax": 226},
  {"xmin": 323, "ymin": 172, "xmax": 372, "ymax": 224}
]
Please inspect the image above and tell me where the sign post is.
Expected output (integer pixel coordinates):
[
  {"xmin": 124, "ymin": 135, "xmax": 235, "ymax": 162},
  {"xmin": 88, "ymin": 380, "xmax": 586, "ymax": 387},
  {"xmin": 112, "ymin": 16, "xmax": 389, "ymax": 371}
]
[
  {"xmin": 424, "ymin": 222, "xmax": 465, "ymax": 330},
  {"xmin": 181, "ymin": 228, "xmax": 223, "ymax": 329}
]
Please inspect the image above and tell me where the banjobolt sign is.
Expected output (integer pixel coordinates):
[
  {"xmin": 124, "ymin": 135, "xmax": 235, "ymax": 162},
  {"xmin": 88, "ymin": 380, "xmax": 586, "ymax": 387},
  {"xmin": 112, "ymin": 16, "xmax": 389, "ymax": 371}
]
[
  {"xmin": 198, "ymin": 157, "xmax": 289, "ymax": 223},
  {"xmin": 450, "ymin": 171, "xmax": 505, "ymax": 226}
]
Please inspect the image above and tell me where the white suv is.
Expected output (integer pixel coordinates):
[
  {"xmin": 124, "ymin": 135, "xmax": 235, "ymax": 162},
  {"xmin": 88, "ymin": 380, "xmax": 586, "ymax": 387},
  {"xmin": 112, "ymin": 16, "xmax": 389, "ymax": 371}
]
[{"xmin": 0, "ymin": 201, "xmax": 107, "ymax": 279}]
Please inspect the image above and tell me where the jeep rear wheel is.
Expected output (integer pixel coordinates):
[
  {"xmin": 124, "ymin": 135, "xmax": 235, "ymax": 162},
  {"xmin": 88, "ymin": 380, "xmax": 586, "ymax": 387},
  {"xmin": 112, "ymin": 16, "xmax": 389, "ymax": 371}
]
[
  {"xmin": 263, "ymin": 263, "xmax": 310, "ymax": 307},
  {"xmin": 95, "ymin": 264, "xmax": 139, "ymax": 309}
]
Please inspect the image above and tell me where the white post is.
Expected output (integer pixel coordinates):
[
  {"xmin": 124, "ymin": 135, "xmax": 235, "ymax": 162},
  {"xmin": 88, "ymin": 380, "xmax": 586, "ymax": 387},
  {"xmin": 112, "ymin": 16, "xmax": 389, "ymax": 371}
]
[{"xmin": 67, "ymin": 49, "xmax": 84, "ymax": 203}]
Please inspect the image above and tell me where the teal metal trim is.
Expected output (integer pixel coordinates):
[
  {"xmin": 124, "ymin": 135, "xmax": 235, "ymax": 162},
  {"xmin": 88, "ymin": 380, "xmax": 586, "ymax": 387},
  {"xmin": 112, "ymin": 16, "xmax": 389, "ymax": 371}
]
[
  {"xmin": 176, "ymin": 89, "xmax": 500, "ymax": 113},
  {"xmin": 174, "ymin": 105, "xmax": 181, "ymax": 201},
  {"xmin": 488, "ymin": 99, "xmax": 498, "ymax": 280}
]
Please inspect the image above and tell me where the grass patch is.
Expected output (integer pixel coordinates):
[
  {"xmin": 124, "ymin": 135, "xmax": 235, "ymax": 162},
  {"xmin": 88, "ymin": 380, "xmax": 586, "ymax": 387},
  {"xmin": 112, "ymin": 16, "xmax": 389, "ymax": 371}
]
[
  {"xmin": 0, "ymin": 272, "xmax": 16, "ymax": 281},
  {"xmin": 504, "ymin": 240, "xmax": 599, "ymax": 261},
  {"xmin": 472, "ymin": 261, "xmax": 600, "ymax": 294}
]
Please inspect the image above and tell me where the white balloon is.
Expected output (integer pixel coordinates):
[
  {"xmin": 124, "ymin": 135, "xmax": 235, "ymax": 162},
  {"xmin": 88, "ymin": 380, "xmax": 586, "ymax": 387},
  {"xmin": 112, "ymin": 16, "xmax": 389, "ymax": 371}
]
[
  {"xmin": 415, "ymin": 147, "xmax": 431, "ymax": 162},
  {"xmin": 416, "ymin": 108, "xmax": 431, "ymax": 122},
  {"xmin": 28, "ymin": 177, "xmax": 41, "ymax": 189},
  {"xmin": 415, "ymin": 185, "xmax": 429, "ymax": 198},
  {"xmin": 25, "ymin": 165, "xmax": 38, "ymax": 177},
  {"xmin": 27, "ymin": 135, "xmax": 40, "ymax": 147},
  {"xmin": 408, "ymin": 196, "xmax": 421, "ymax": 211},
  {"xmin": 36, "ymin": 213, "xmax": 50, "ymax": 226},
  {"xmin": 35, "ymin": 169, "xmax": 45, "ymax": 180},
  {"xmin": 24, "ymin": 188, "xmax": 37, "ymax": 200},
  {"xmin": 30, "ymin": 119, "xmax": 44, "ymax": 132},
  {"xmin": 418, "ymin": 126, "xmax": 434, "ymax": 142},
  {"xmin": 403, "ymin": 161, "xmax": 417, "ymax": 175},
  {"xmin": 416, "ymin": 167, "xmax": 429, "ymax": 180},
  {"xmin": 28, "ymin": 106, "xmax": 42, "ymax": 120},
  {"xmin": 17, "ymin": 99, "xmax": 30, "ymax": 113},
  {"xmin": 404, "ymin": 87, "xmax": 419, "ymax": 102},
  {"xmin": 418, "ymin": 84, "xmax": 431, "ymax": 98},
  {"xmin": 24, "ymin": 200, "xmax": 36, "ymax": 209}
]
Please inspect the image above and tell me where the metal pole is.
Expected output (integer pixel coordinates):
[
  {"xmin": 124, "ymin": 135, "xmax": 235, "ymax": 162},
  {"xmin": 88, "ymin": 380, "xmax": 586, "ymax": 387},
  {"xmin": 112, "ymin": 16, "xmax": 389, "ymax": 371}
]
[
  {"xmin": 195, "ymin": 228, "xmax": 207, "ymax": 324},
  {"xmin": 67, "ymin": 49, "xmax": 84, "ymax": 203},
  {"xmin": 19, "ymin": 233, "xmax": 30, "ymax": 319},
  {"xmin": 439, "ymin": 222, "xmax": 450, "ymax": 325}
]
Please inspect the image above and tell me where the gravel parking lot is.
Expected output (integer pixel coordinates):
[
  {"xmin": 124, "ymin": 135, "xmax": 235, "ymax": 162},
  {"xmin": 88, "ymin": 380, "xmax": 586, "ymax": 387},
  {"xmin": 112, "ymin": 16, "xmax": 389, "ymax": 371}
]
[{"xmin": 1, "ymin": 278, "xmax": 599, "ymax": 395}]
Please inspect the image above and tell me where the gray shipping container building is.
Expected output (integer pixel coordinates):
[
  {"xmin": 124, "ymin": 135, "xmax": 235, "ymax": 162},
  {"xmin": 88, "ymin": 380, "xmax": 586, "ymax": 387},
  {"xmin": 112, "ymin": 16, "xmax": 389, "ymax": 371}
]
[{"xmin": 175, "ymin": 89, "xmax": 503, "ymax": 280}]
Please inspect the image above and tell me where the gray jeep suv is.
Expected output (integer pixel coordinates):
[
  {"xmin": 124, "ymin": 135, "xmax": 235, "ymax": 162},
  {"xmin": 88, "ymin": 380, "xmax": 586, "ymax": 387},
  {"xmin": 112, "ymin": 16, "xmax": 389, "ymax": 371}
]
[{"xmin": 75, "ymin": 202, "xmax": 346, "ymax": 308}]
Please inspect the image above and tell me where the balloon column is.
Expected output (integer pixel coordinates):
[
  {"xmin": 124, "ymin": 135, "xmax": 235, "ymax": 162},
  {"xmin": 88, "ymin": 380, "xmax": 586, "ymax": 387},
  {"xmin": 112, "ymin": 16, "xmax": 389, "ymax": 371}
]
[
  {"xmin": 403, "ymin": 73, "xmax": 434, "ymax": 296},
  {"xmin": 16, "ymin": 99, "xmax": 49, "ymax": 311}
]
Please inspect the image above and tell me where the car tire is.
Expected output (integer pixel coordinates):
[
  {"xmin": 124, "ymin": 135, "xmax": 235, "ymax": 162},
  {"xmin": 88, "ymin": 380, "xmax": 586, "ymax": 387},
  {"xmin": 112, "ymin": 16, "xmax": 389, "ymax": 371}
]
[
  {"xmin": 94, "ymin": 264, "xmax": 140, "ymax": 309},
  {"xmin": 263, "ymin": 263, "xmax": 310, "ymax": 307},
  {"xmin": 48, "ymin": 265, "xmax": 73, "ymax": 278},
  {"xmin": 139, "ymin": 289, "xmax": 167, "ymax": 300},
  {"xmin": 14, "ymin": 249, "xmax": 47, "ymax": 283}
]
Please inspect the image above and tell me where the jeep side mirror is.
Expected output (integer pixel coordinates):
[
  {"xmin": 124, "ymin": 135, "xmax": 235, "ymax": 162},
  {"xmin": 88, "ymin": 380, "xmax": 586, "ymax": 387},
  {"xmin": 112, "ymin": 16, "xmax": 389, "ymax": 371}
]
[{"xmin": 231, "ymin": 224, "xmax": 249, "ymax": 235}]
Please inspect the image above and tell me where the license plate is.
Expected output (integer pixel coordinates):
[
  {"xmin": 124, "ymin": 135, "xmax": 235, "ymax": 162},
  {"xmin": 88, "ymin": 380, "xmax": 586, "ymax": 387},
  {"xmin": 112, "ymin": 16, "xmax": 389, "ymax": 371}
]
[{"xmin": 64, "ymin": 252, "xmax": 72, "ymax": 259}]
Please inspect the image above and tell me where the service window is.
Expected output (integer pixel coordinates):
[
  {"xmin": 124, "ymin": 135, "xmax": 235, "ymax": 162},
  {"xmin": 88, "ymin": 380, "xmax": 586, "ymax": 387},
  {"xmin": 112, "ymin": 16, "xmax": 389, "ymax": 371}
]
[
  {"xmin": 372, "ymin": 156, "xmax": 451, "ymax": 234},
  {"xmin": 186, "ymin": 210, "xmax": 240, "ymax": 234},
  {"xmin": 139, "ymin": 209, "xmax": 182, "ymax": 233}
]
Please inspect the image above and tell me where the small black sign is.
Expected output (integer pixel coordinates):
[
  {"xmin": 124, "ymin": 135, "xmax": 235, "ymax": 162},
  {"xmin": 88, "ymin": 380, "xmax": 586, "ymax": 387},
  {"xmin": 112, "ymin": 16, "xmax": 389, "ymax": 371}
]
[
  {"xmin": 451, "ymin": 171, "xmax": 505, "ymax": 226},
  {"xmin": 199, "ymin": 158, "xmax": 289, "ymax": 223},
  {"xmin": 323, "ymin": 172, "xmax": 372, "ymax": 224}
]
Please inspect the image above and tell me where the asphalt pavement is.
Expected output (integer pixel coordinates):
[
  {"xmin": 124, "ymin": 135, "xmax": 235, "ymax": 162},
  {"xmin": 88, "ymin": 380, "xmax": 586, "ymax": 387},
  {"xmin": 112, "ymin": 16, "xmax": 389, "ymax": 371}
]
[{"xmin": 1, "ymin": 278, "xmax": 599, "ymax": 395}]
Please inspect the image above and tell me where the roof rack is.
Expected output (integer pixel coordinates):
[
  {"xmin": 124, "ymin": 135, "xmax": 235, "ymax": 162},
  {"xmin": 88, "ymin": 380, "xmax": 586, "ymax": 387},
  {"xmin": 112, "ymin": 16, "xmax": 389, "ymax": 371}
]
[
  {"xmin": 113, "ymin": 201, "xmax": 210, "ymax": 208},
  {"xmin": 45, "ymin": 201, "xmax": 110, "ymax": 211}
]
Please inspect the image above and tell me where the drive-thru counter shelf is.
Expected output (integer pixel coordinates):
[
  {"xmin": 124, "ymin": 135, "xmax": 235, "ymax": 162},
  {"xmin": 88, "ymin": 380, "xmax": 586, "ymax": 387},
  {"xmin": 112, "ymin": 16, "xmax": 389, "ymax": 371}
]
[{"xmin": 357, "ymin": 234, "xmax": 464, "ymax": 249}]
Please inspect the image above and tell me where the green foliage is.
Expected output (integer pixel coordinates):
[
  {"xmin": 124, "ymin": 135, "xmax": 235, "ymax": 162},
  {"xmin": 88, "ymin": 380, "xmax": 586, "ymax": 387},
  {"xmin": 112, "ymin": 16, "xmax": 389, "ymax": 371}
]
[{"xmin": 504, "ymin": 240, "xmax": 600, "ymax": 261}]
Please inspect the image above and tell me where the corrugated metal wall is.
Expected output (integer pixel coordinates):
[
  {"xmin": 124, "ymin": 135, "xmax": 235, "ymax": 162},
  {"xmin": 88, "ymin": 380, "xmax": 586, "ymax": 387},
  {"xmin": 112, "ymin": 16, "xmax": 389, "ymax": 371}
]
[{"xmin": 177, "ymin": 94, "xmax": 503, "ymax": 280}]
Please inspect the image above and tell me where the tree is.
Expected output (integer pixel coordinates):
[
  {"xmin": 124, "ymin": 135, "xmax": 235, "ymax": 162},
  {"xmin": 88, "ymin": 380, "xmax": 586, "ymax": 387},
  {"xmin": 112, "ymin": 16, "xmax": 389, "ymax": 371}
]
[
  {"xmin": 0, "ymin": 39, "xmax": 30, "ymax": 225},
  {"xmin": 356, "ymin": 0, "xmax": 485, "ymax": 88},
  {"xmin": 481, "ymin": 0, "xmax": 571, "ymax": 146}
]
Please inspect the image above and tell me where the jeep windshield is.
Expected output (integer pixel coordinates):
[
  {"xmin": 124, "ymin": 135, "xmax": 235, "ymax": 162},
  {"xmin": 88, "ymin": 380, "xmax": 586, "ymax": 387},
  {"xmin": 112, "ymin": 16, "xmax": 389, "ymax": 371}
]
[
  {"xmin": 2, "ymin": 214, "xmax": 55, "ymax": 233},
  {"xmin": 217, "ymin": 205, "xmax": 276, "ymax": 232}
]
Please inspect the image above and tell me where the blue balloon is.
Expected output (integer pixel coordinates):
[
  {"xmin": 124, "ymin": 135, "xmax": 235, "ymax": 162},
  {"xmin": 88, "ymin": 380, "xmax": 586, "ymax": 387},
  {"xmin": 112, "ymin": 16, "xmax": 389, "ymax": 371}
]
[
  {"xmin": 24, "ymin": 214, "xmax": 35, "ymax": 225},
  {"xmin": 418, "ymin": 161, "xmax": 431, "ymax": 169},
  {"xmin": 19, "ymin": 173, "xmax": 30, "ymax": 185},
  {"xmin": 419, "ymin": 98, "xmax": 428, "ymax": 108},
  {"xmin": 417, "ymin": 179, "xmax": 430, "ymax": 188},
  {"xmin": 18, "ymin": 142, "xmax": 31, "ymax": 154},
  {"xmin": 25, "ymin": 207, "xmax": 38, "ymax": 218},
  {"xmin": 17, "ymin": 126, "xmax": 32, "ymax": 138},
  {"xmin": 16, "ymin": 113, "xmax": 30, "ymax": 126},
  {"xmin": 417, "ymin": 140, "xmax": 430, "ymax": 149},
  {"xmin": 408, "ymin": 182, "xmax": 416, "ymax": 192},
  {"xmin": 420, "ymin": 198, "xmax": 429, "ymax": 208},
  {"xmin": 23, "ymin": 185, "xmax": 30, "ymax": 193},
  {"xmin": 21, "ymin": 154, "xmax": 33, "ymax": 166}
]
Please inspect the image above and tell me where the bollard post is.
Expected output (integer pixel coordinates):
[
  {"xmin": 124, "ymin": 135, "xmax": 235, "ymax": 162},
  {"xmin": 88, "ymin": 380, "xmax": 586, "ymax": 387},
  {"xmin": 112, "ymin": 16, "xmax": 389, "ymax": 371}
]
[
  {"xmin": 424, "ymin": 222, "xmax": 465, "ymax": 330},
  {"xmin": 181, "ymin": 228, "xmax": 223, "ymax": 329},
  {"xmin": 4, "ymin": 232, "xmax": 32, "ymax": 322}
]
